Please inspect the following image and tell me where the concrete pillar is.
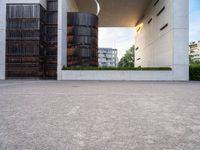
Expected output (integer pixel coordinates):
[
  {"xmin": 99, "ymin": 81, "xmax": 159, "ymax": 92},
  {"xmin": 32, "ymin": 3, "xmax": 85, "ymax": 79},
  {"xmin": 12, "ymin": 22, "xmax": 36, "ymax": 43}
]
[
  {"xmin": 172, "ymin": 0, "xmax": 189, "ymax": 80},
  {"xmin": 57, "ymin": 0, "xmax": 67, "ymax": 80},
  {"xmin": 0, "ymin": 0, "xmax": 6, "ymax": 80},
  {"xmin": 57, "ymin": 0, "xmax": 78, "ymax": 80}
]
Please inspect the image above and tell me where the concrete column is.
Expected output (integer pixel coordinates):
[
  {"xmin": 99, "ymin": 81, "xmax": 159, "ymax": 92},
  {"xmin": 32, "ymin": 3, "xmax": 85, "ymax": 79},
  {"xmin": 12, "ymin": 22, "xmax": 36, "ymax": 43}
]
[
  {"xmin": 57, "ymin": 0, "xmax": 78, "ymax": 80},
  {"xmin": 0, "ymin": 0, "xmax": 6, "ymax": 80},
  {"xmin": 57, "ymin": 0, "xmax": 67, "ymax": 80},
  {"xmin": 172, "ymin": 0, "xmax": 189, "ymax": 80}
]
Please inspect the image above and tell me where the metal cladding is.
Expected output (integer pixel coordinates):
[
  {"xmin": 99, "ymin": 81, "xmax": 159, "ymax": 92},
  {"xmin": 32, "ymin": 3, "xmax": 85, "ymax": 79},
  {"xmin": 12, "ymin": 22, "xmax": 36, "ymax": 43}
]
[
  {"xmin": 67, "ymin": 12, "xmax": 98, "ymax": 67},
  {"xmin": 6, "ymin": 1, "xmax": 58, "ymax": 79},
  {"xmin": 6, "ymin": 4, "xmax": 46, "ymax": 78},
  {"xmin": 45, "ymin": 0, "xmax": 58, "ymax": 79}
]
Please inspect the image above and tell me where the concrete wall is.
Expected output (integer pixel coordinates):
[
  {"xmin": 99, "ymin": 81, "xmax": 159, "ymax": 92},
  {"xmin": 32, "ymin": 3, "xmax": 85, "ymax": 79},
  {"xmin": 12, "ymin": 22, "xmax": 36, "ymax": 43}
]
[
  {"xmin": 61, "ymin": 70, "xmax": 173, "ymax": 81},
  {"xmin": 135, "ymin": 0, "xmax": 189, "ymax": 80},
  {"xmin": 57, "ymin": 0, "xmax": 78, "ymax": 80},
  {"xmin": 0, "ymin": 1, "xmax": 6, "ymax": 80},
  {"xmin": 172, "ymin": 0, "xmax": 189, "ymax": 80}
]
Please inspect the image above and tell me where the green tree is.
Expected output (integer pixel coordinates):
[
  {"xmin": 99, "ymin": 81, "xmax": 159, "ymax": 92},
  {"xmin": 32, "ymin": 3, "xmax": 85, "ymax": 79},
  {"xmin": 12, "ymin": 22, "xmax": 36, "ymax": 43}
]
[{"xmin": 118, "ymin": 45, "xmax": 135, "ymax": 67}]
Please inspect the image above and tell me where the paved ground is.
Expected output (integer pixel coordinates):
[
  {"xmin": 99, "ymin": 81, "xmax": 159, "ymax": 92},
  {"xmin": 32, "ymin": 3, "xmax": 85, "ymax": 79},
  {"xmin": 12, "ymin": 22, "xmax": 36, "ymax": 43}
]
[{"xmin": 0, "ymin": 81, "xmax": 200, "ymax": 150}]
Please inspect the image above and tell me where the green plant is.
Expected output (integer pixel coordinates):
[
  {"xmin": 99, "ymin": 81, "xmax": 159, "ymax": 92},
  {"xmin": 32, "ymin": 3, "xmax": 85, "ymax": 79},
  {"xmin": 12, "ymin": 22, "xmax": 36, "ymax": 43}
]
[
  {"xmin": 62, "ymin": 66, "xmax": 172, "ymax": 71},
  {"xmin": 118, "ymin": 45, "xmax": 135, "ymax": 67},
  {"xmin": 190, "ymin": 64, "xmax": 200, "ymax": 81}
]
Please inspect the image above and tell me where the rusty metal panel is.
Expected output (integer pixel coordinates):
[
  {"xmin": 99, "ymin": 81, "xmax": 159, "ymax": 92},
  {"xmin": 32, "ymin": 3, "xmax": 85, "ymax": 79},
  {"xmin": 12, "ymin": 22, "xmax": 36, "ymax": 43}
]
[
  {"xmin": 67, "ymin": 12, "xmax": 98, "ymax": 67},
  {"xmin": 6, "ymin": 4, "xmax": 46, "ymax": 79},
  {"xmin": 45, "ymin": 0, "xmax": 58, "ymax": 79},
  {"xmin": 6, "ymin": 1, "xmax": 58, "ymax": 79}
]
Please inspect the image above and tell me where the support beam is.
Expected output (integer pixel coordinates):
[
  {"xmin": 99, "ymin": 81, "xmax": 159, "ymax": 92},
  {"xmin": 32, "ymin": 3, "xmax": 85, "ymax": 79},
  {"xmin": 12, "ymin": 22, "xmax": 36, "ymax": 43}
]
[{"xmin": 57, "ymin": 0, "xmax": 78, "ymax": 80}]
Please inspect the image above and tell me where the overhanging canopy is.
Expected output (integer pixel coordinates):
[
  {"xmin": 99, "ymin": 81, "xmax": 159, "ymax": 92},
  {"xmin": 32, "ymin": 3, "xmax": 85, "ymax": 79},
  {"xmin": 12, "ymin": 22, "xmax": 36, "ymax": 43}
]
[{"xmin": 74, "ymin": 0, "xmax": 153, "ymax": 27}]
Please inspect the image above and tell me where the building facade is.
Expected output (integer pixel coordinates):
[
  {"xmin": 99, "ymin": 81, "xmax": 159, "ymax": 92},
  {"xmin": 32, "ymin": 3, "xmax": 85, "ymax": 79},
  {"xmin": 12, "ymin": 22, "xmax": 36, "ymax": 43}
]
[
  {"xmin": 1, "ymin": 0, "xmax": 98, "ymax": 79},
  {"xmin": 4, "ymin": 0, "xmax": 59, "ymax": 79},
  {"xmin": 98, "ymin": 48, "xmax": 118, "ymax": 67},
  {"xmin": 189, "ymin": 41, "xmax": 200, "ymax": 63},
  {"xmin": 0, "ymin": 0, "xmax": 189, "ymax": 80}
]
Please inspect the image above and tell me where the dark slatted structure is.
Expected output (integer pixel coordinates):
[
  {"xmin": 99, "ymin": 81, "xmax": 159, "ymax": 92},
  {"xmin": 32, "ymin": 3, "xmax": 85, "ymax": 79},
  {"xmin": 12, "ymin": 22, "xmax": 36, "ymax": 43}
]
[
  {"xmin": 6, "ymin": 4, "xmax": 46, "ymax": 78},
  {"xmin": 6, "ymin": 1, "xmax": 58, "ymax": 79},
  {"xmin": 46, "ymin": 0, "xmax": 58, "ymax": 78},
  {"xmin": 67, "ymin": 12, "xmax": 98, "ymax": 67}
]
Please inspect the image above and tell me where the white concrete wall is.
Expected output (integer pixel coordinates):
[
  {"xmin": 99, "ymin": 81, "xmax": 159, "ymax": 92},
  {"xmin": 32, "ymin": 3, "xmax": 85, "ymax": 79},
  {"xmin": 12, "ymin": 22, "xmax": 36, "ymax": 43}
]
[
  {"xmin": 135, "ymin": 0, "xmax": 173, "ymax": 68},
  {"xmin": 61, "ymin": 70, "xmax": 173, "ymax": 81},
  {"xmin": 135, "ymin": 0, "xmax": 189, "ymax": 80},
  {"xmin": 57, "ymin": 0, "xmax": 78, "ymax": 80},
  {"xmin": 172, "ymin": 0, "xmax": 189, "ymax": 80},
  {"xmin": 0, "ymin": 0, "xmax": 6, "ymax": 80}
]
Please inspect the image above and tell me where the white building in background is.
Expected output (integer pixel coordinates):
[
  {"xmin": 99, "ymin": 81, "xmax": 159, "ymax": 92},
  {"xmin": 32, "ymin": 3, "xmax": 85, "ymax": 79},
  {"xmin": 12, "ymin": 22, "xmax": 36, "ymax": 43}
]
[
  {"xmin": 189, "ymin": 41, "xmax": 200, "ymax": 62},
  {"xmin": 0, "ymin": 0, "xmax": 189, "ymax": 81},
  {"xmin": 98, "ymin": 48, "xmax": 118, "ymax": 67}
]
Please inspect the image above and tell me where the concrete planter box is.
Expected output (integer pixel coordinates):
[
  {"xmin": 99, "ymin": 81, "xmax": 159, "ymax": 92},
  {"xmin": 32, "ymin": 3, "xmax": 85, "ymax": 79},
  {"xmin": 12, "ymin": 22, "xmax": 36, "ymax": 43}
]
[{"xmin": 61, "ymin": 70, "xmax": 173, "ymax": 81}]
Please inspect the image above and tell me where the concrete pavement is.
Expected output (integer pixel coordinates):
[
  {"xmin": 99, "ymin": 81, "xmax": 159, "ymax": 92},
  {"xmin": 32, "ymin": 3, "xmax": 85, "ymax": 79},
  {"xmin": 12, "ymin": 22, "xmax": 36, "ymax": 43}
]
[{"xmin": 0, "ymin": 81, "xmax": 200, "ymax": 150}]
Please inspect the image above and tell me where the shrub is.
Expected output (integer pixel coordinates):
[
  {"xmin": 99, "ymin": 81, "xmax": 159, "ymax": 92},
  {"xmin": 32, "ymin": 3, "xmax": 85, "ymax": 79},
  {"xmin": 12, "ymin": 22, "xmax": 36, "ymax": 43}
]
[
  {"xmin": 62, "ymin": 66, "xmax": 172, "ymax": 71},
  {"xmin": 190, "ymin": 64, "xmax": 200, "ymax": 81}
]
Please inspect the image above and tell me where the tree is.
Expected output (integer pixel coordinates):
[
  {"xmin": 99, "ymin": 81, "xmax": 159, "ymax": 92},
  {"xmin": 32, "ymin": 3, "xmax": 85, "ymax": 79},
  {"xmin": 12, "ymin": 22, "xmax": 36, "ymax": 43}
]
[{"xmin": 118, "ymin": 45, "xmax": 135, "ymax": 67}]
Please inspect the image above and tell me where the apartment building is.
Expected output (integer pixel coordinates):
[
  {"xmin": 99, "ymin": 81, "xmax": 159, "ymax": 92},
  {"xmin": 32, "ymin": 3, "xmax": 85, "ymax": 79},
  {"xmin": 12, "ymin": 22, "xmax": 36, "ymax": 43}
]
[
  {"xmin": 189, "ymin": 41, "xmax": 200, "ymax": 62},
  {"xmin": 98, "ymin": 48, "xmax": 118, "ymax": 67}
]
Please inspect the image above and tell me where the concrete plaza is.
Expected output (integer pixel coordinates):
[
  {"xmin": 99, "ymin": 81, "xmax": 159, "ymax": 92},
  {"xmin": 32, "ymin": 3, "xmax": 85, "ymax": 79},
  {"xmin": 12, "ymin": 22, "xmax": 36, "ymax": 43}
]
[{"xmin": 0, "ymin": 81, "xmax": 200, "ymax": 150}]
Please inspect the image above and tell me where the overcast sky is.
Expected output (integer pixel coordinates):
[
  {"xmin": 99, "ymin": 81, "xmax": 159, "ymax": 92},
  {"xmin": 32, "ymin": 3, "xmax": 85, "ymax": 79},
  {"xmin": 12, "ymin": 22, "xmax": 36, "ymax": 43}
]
[{"xmin": 99, "ymin": 0, "xmax": 200, "ymax": 60}]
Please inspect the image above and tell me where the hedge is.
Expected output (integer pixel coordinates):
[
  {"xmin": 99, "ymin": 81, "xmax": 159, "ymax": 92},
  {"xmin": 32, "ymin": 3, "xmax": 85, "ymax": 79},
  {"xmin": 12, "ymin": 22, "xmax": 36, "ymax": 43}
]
[
  {"xmin": 190, "ymin": 64, "xmax": 200, "ymax": 81},
  {"xmin": 63, "ymin": 66, "xmax": 172, "ymax": 71}
]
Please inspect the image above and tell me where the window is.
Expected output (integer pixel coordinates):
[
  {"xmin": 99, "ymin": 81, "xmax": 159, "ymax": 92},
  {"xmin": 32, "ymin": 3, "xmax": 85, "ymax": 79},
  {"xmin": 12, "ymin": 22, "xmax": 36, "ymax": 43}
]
[
  {"xmin": 157, "ymin": 6, "xmax": 165, "ymax": 16},
  {"xmin": 137, "ymin": 27, "xmax": 141, "ymax": 32},
  {"xmin": 160, "ymin": 23, "xmax": 168, "ymax": 31},
  {"xmin": 148, "ymin": 18, "xmax": 152, "ymax": 24},
  {"xmin": 154, "ymin": 0, "xmax": 160, "ymax": 7}
]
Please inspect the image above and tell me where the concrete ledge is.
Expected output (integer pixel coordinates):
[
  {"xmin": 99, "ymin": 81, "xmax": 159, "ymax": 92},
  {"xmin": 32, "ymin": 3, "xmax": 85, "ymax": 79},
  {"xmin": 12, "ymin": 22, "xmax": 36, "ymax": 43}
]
[{"xmin": 61, "ymin": 70, "xmax": 174, "ymax": 81}]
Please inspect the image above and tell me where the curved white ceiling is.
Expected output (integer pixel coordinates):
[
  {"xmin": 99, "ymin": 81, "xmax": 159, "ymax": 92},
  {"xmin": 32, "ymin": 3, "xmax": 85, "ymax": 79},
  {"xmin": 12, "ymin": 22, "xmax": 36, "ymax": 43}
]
[{"xmin": 75, "ymin": 0, "xmax": 153, "ymax": 27}]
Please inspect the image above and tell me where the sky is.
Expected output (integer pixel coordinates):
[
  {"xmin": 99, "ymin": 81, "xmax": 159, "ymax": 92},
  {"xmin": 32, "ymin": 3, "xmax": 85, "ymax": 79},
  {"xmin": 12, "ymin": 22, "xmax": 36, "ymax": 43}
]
[
  {"xmin": 189, "ymin": 0, "xmax": 200, "ymax": 42},
  {"xmin": 99, "ymin": 0, "xmax": 200, "ymax": 59}
]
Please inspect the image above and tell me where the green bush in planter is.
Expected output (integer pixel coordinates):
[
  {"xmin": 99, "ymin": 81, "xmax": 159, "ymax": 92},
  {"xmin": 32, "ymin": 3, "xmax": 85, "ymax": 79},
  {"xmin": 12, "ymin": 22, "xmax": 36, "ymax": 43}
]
[
  {"xmin": 190, "ymin": 64, "xmax": 200, "ymax": 81},
  {"xmin": 62, "ymin": 66, "xmax": 172, "ymax": 71}
]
